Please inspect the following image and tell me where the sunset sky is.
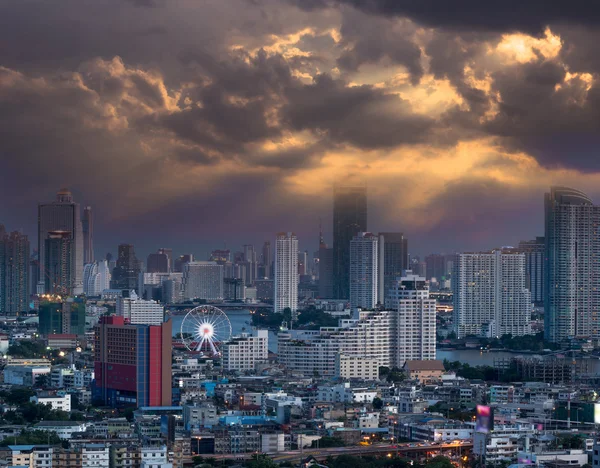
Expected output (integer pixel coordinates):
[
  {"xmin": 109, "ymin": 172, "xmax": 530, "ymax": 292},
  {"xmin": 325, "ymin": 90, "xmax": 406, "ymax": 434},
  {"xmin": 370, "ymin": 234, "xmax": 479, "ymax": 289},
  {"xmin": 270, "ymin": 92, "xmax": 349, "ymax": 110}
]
[{"xmin": 2, "ymin": 0, "xmax": 600, "ymax": 258}]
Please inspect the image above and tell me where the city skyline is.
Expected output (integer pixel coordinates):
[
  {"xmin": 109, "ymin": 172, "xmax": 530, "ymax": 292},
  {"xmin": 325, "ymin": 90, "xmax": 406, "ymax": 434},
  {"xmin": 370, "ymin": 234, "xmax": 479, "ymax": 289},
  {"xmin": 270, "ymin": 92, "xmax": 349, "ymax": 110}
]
[{"xmin": 3, "ymin": 1, "xmax": 600, "ymax": 257}]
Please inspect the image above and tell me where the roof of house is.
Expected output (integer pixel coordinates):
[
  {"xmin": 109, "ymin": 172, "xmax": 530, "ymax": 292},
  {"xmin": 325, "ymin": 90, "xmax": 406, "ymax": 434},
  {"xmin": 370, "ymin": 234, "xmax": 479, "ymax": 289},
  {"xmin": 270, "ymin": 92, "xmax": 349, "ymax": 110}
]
[{"xmin": 403, "ymin": 360, "xmax": 445, "ymax": 372}]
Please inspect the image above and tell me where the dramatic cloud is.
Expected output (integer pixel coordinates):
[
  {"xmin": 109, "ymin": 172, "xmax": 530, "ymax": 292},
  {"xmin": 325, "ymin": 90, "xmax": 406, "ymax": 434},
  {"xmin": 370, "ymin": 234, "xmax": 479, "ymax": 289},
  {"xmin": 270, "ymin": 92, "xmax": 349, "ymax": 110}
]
[{"xmin": 3, "ymin": 0, "xmax": 600, "ymax": 257}]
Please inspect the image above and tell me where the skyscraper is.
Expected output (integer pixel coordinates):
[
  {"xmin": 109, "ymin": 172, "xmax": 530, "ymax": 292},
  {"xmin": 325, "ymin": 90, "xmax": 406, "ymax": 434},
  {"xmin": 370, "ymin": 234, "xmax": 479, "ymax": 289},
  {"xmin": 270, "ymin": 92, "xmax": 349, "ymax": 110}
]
[
  {"xmin": 0, "ymin": 230, "xmax": 30, "ymax": 314},
  {"xmin": 297, "ymin": 251, "xmax": 308, "ymax": 276},
  {"xmin": 38, "ymin": 189, "xmax": 84, "ymax": 294},
  {"xmin": 83, "ymin": 260, "xmax": 110, "ymax": 296},
  {"xmin": 545, "ymin": 187, "xmax": 600, "ymax": 343},
  {"xmin": 39, "ymin": 297, "xmax": 86, "ymax": 336},
  {"xmin": 386, "ymin": 272, "xmax": 436, "ymax": 366},
  {"xmin": 425, "ymin": 253, "xmax": 446, "ymax": 281},
  {"xmin": 453, "ymin": 250, "xmax": 532, "ymax": 338},
  {"xmin": 45, "ymin": 231, "xmax": 74, "ymax": 295},
  {"xmin": 333, "ymin": 184, "xmax": 367, "ymax": 299},
  {"xmin": 377, "ymin": 232, "xmax": 408, "ymax": 302},
  {"xmin": 274, "ymin": 232, "xmax": 298, "ymax": 316},
  {"xmin": 94, "ymin": 316, "xmax": 172, "ymax": 407},
  {"xmin": 147, "ymin": 252, "xmax": 169, "ymax": 273},
  {"xmin": 82, "ymin": 206, "xmax": 94, "ymax": 264},
  {"xmin": 350, "ymin": 232, "xmax": 378, "ymax": 310},
  {"xmin": 516, "ymin": 237, "xmax": 545, "ymax": 306},
  {"xmin": 174, "ymin": 254, "xmax": 193, "ymax": 273},
  {"xmin": 261, "ymin": 241, "xmax": 272, "ymax": 279},
  {"xmin": 110, "ymin": 244, "xmax": 140, "ymax": 292},
  {"xmin": 318, "ymin": 245, "xmax": 334, "ymax": 298}
]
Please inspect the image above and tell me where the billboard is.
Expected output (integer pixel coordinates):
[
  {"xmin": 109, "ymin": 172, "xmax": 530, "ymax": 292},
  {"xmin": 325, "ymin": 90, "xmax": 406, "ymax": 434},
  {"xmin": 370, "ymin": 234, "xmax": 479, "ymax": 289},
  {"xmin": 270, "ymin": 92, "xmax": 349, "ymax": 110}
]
[{"xmin": 475, "ymin": 405, "xmax": 493, "ymax": 433}]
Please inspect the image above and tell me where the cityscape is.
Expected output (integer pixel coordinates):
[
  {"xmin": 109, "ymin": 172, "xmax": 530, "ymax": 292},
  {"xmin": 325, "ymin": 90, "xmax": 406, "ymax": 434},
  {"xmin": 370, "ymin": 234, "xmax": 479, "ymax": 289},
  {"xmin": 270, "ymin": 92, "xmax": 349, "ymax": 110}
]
[{"xmin": 3, "ymin": 2, "xmax": 600, "ymax": 468}]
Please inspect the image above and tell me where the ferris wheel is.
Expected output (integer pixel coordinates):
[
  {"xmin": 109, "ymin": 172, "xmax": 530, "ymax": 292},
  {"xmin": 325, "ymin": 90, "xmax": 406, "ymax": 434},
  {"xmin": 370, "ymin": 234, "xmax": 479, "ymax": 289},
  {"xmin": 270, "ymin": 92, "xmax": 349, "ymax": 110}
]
[{"xmin": 180, "ymin": 305, "xmax": 232, "ymax": 355}]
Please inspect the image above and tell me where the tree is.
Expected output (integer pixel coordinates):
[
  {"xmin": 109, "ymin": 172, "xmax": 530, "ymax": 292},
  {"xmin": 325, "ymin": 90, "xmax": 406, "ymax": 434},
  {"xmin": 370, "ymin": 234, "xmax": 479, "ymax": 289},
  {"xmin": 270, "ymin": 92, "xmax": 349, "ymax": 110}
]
[
  {"xmin": 245, "ymin": 454, "xmax": 278, "ymax": 468},
  {"xmin": 426, "ymin": 456, "xmax": 454, "ymax": 468},
  {"xmin": 312, "ymin": 436, "xmax": 345, "ymax": 448},
  {"xmin": 372, "ymin": 397, "xmax": 384, "ymax": 410},
  {"xmin": 0, "ymin": 387, "xmax": 35, "ymax": 405},
  {"xmin": 0, "ymin": 429, "xmax": 61, "ymax": 447}
]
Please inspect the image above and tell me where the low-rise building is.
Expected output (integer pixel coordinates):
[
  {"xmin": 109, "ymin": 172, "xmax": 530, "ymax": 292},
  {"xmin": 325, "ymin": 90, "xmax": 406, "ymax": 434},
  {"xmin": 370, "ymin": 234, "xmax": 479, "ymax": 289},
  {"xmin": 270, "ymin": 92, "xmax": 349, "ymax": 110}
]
[
  {"xmin": 403, "ymin": 360, "xmax": 445, "ymax": 383},
  {"xmin": 30, "ymin": 392, "xmax": 71, "ymax": 412},
  {"xmin": 222, "ymin": 330, "xmax": 268, "ymax": 371},
  {"xmin": 335, "ymin": 354, "xmax": 379, "ymax": 380},
  {"xmin": 35, "ymin": 420, "xmax": 87, "ymax": 439},
  {"xmin": 317, "ymin": 383, "xmax": 377, "ymax": 403}
]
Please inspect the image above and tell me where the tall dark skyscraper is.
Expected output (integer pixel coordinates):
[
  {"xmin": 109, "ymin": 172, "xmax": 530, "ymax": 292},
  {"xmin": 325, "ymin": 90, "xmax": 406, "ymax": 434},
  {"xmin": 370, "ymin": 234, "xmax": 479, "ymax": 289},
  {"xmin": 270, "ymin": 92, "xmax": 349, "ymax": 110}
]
[
  {"xmin": 378, "ymin": 232, "xmax": 408, "ymax": 302},
  {"xmin": 45, "ymin": 230, "xmax": 74, "ymax": 295},
  {"xmin": 174, "ymin": 254, "xmax": 194, "ymax": 273},
  {"xmin": 261, "ymin": 241, "xmax": 272, "ymax": 279},
  {"xmin": 38, "ymin": 189, "xmax": 84, "ymax": 294},
  {"xmin": 332, "ymin": 184, "xmax": 367, "ymax": 299},
  {"xmin": 0, "ymin": 230, "xmax": 30, "ymax": 314},
  {"xmin": 516, "ymin": 237, "xmax": 545, "ymax": 306},
  {"xmin": 545, "ymin": 187, "xmax": 600, "ymax": 343},
  {"xmin": 82, "ymin": 206, "xmax": 94, "ymax": 264},
  {"xmin": 425, "ymin": 253, "xmax": 446, "ymax": 281},
  {"xmin": 147, "ymin": 251, "xmax": 169, "ymax": 273},
  {"xmin": 111, "ymin": 244, "xmax": 141, "ymax": 292}
]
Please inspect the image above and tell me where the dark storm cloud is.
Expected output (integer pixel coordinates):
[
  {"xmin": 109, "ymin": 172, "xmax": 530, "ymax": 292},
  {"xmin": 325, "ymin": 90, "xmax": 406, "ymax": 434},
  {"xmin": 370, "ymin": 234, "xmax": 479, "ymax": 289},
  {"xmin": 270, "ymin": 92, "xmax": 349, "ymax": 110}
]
[
  {"xmin": 333, "ymin": 0, "xmax": 600, "ymax": 35},
  {"xmin": 283, "ymin": 74, "xmax": 434, "ymax": 148}
]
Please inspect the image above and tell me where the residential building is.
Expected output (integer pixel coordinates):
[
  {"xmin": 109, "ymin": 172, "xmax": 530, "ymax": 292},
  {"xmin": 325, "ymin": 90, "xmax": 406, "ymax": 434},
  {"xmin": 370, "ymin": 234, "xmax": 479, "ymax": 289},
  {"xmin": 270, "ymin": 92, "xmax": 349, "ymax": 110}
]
[
  {"xmin": 402, "ymin": 360, "xmax": 445, "ymax": 383},
  {"xmin": 82, "ymin": 444, "xmax": 110, "ymax": 468},
  {"xmin": 386, "ymin": 272, "xmax": 436, "ymax": 366},
  {"xmin": 30, "ymin": 392, "xmax": 71, "ymax": 411},
  {"xmin": 35, "ymin": 421, "xmax": 86, "ymax": 440},
  {"xmin": 183, "ymin": 402, "xmax": 218, "ymax": 430},
  {"xmin": 222, "ymin": 330, "xmax": 268, "ymax": 371},
  {"xmin": 0, "ymin": 230, "xmax": 30, "ymax": 314},
  {"xmin": 274, "ymin": 232, "xmax": 298, "ymax": 316},
  {"xmin": 516, "ymin": 237, "xmax": 545, "ymax": 306},
  {"xmin": 335, "ymin": 354, "xmax": 379, "ymax": 380},
  {"xmin": 183, "ymin": 261, "xmax": 223, "ymax": 301},
  {"xmin": 473, "ymin": 424, "xmax": 536, "ymax": 465},
  {"xmin": 117, "ymin": 293, "xmax": 164, "ymax": 325},
  {"xmin": 317, "ymin": 382, "xmax": 377, "ymax": 403},
  {"xmin": 378, "ymin": 232, "xmax": 408, "ymax": 302},
  {"xmin": 82, "ymin": 206, "xmax": 94, "ymax": 264},
  {"xmin": 261, "ymin": 241, "xmax": 272, "ymax": 279},
  {"xmin": 38, "ymin": 188, "xmax": 84, "ymax": 294},
  {"xmin": 333, "ymin": 184, "xmax": 367, "ymax": 300},
  {"xmin": 94, "ymin": 316, "xmax": 172, "ymax": 407},
  {"xmin": 453, "ymin": 250, "xmax": 532, "ymax": 338},
  {"xmin": 545, "ymin": 186, "xmax": 600, "ymax": 343},
  {"xmin": 3, "ymin": 365, "xmax": 50, "ymax": 386},
  {"xmin": 349, "ymin": 232, "xmax": 378, "ymax": 310}
]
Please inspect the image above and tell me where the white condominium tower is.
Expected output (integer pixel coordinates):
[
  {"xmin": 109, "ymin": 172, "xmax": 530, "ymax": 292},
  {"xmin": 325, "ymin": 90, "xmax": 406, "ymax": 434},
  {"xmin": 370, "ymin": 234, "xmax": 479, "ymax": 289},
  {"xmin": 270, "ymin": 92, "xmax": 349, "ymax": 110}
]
[
  {"xmin": 116, "ymin": 292, "xmax": 164, "ymax": 325},
  {"xmin": 274, "ymin": 232, "xmax": 298, "ymax": 316},
  {"xmin": 386, "ymin": 272, "xmax": 436, "ymax": 367},
  {"xmin": 545, "ymin": 187, "xmax": 600, "ymax": 343},
  {"xmin": 453, "ymin": 250, "xmax": 532, "ymax": 338},
  {"xmin": 350, "ymin": 232, "xmax": 378, "ymax": 310}
]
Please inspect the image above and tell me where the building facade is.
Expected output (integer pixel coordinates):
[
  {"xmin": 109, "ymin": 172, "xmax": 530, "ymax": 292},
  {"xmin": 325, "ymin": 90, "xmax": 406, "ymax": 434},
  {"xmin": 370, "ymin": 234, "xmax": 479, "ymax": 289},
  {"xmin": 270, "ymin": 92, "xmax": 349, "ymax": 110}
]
[
  {"xmin": 0, "ymin": 230, "xmax": 30, "ymax": 314},
  {"xmin": 94, "ymin": 316, "xmax": 172, "ymax": 407},
  {"xmin": 117, "ymin": 294, "xmax": 164, "ymax": 325},
  {"xmin": 378, "ymin": 232, "xmax": 408, "ymax": 303},
  {"xmin": 83, "ymin": 260, "xmax": 111, "ymax": 296},
  {"xmin": 386, "ymin": 272, "xmax": 436, "ymax": 366},
  {"xmin": 333, "ymin": 184, "xmax": 367, "ymax": 300},
  {"xmin": 453, "ymin": 251, "xmax": 532, "ymax": 338},
  {"xmin": 544, "ymin": 187, "xmax": 600, "ymax": 343},
  {"xmin": 222, "ymin": 330, "xmax": 269, "ymax": 371},
  {"xmin": 183, "ymin": 261, "xmax": 223, "ymax": 301},
  {"xmin": 274, "ymin": 232, "xmax": 298, "ymax": 315},
  {"xmin": 349, "ymin": 232, "xmax": 378, "ymax": 310},
  {"xmin": 82, "ymin": 206, "xmax": 94, "ymax": 264},
  {"xmin": 516, "ymin": 237, "xmax": 545, "ymax": 306},
  {"xmin": 111, "ymin": 244, "xmax": 141, "ymax": 292}
]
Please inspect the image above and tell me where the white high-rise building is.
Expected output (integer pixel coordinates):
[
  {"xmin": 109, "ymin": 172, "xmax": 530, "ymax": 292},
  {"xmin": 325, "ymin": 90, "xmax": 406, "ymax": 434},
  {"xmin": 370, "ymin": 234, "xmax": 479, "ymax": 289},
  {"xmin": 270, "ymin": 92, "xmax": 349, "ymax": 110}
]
[
  {"xmin": 350, "ymin": 232, "xmax": 378, "ymax": 310},
  {"xmin": 386, "ymin": 272, "xmax": 436, "ymax": 367},
  {"xmin": 38, "ymin": 188, "xmax": 84, "ymax": 294},
  {"xmin": 83, "ymin": 260, "xmax": 110, "ymax": 296},
  {"xmin": 453, "ymin": 250, "xmax": 532, "ymax": 338},
  {"xmin": 222, "ymin": 329, "xmax": 269, "ymax": 371},
  {"xmin": 116, "ymin": 293, "xmax": 164, "ymax": 325},
  {"xmin": 274, "ymin": 232, "xmax": 298, "ymax": 316},
  {"xmin": 183, "ymin": 261, "xmax": 223, "ymax": 301},
  {"xmin": 545, "ymin": 187, "xmax": 600, "ymax": 344}
]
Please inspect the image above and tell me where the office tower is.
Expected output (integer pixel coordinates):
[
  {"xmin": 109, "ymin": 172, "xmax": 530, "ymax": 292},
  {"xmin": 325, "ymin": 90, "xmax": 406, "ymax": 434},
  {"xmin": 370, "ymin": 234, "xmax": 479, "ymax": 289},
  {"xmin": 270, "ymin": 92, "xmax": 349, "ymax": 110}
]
[
  {"xmin": 116, "ymin": 293, "xmax": 164, "ymax": 325},
  {"xmin": 38, "ymin": 188, "xmax": 84, "ymax": 294},
  {"xmin": 158, "ymin": 248, "xmax": 172, "ymax": 272},
  {"xmin": 318, "ymin": 246, "xmax": 334, "ymax": 298},
  {"xmin": 350, "ymin": 232, "xmax": 378, "ymax": 310},
  {"xmin": 425, "ymin": 253, "xmax": 446, "ymax": 281},
  {"xmin": 111, "ymin": 244, "xmax": 140, "ymax": 292},
  {"xmin": 210, "ymin": 250, "xmax": 231, "ymax": 264},
  {"xmin": 333, "ymin": 184, "xmax": 367, "ymax": 299},
  {"xmin": 174, "ymin": 254, "xmax": 193, "ymax": 273},
  {"xmin": 452, "ymin": 250, "xmax": 532, "ymax": 338},
  {"xmin": 261, "ymin": 241, "xmax": 272, "ymax": 279},
  {"xmin": 182, "ymin": 261, "xmax": 223, "ymax": 301},
  {"xmin": 45, "ymin": 231, "xmax": 74, "ymax": 295},
  {"xmin": 83, "ymin": 260, "xmax": 110, "ymax": 296},
  {"xmin": 242, "ymin": 245, "xmax": 257, "ymax": 286},
  {"xmin": 545, "ymin": 187, "xmax": 600, "ymax": 343},
  {"xmin": 386, "ymin": 272, "xmax": 436, "ymax": 367},
  {"xmin": 0, "ymin": 231, "xmax": 30, "ymax": 314},
  {"xmin": 377, "ymin": 232, "xmax": 408, "ymax": 302},
  {"xmin": 82, "ymin": 206, "xmax": 94, "ymax": 264},
  {"xmin": 29, "ymin": 252, "xmax": 40, "ymax": 297},
  {"xmin": 516, "ymin": 237, "xmax": 545, "ymax": 306},
  {"xmin": 298, "ymin": 251, "xmax": 308, "ymax": 276},
  {"xmin": 94, "ymin": 316, "xmax": 172, "ymax": 407},
  {"xmin": 147, "ymin": 252, "xmax": 169, "ymax": 273},
  {"xmin": 274, "ymin": 232, "xmax": 298, "ymax": 315},
  {"xmin": 39, "ymin": 297, "xmax": 86, "ymax": 336}
]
